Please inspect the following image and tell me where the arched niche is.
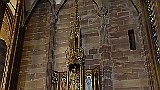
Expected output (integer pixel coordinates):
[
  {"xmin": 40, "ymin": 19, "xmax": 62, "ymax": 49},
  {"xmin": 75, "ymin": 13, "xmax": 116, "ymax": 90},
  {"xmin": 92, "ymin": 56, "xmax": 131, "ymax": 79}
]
[{"xmin": 0, "ymin": 39, "xmax": 7, "ymax": 85}]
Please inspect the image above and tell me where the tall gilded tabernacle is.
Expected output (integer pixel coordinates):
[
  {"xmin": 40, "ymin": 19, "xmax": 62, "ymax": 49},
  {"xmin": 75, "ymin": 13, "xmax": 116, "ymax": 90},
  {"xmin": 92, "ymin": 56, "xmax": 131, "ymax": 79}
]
[
  {"xmin": 51, "ymin": 0, "xmax": 100, "ymax": 90},
  {"xmin": 65, "ymin": 0, "xmax": 85, "ymax": 89}
]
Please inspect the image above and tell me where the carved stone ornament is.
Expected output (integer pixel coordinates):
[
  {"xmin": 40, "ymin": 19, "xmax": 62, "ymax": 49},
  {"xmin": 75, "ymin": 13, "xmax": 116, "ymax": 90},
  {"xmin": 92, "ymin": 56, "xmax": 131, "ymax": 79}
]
[{"xmin": 97, "ymin": 6, "xmax": 108, "ymax": 17}]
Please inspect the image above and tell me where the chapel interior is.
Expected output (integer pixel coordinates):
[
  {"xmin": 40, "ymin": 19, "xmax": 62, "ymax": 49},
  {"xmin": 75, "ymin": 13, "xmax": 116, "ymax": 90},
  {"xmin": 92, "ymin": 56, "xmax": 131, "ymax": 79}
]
[{"xmin": 0, "ymin": 0, "xmax": 160, "ymax": 90}]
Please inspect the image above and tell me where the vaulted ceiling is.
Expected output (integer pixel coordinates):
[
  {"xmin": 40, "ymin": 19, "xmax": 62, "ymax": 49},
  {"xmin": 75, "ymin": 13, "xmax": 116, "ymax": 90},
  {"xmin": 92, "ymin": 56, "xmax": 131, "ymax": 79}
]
[
  {"xmin": 5, "ymin": 0, "xmax": 104, "ymax": 22},
  {"xmin": 25, "ymin": 0, "xmax": 62, "ymax": 12},
  {"xmin": 25, "ymin": 0, "xmax": 37, "ymax": 12}
]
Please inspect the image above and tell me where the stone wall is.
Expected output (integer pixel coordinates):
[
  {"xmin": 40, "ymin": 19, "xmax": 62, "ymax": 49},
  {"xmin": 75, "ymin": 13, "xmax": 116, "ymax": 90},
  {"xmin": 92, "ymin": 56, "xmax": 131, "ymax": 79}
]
[
  {"xmin": 17, "ymin": 0, "xmax": 52, "ymax": 90},
  {"xmin": 54, "ymin": 0, "xmax": 151, "ymax": 90},
  {"xmin": 54, "ymin": 0, "xmax": 102, "ymax": 71},
  {"xmin": 108, "ymin": 0, "xmax": 150, "ymax": 90},
  {"xmin": 16, "ymin": 0, "xmax": 154, "ymax": 90}
]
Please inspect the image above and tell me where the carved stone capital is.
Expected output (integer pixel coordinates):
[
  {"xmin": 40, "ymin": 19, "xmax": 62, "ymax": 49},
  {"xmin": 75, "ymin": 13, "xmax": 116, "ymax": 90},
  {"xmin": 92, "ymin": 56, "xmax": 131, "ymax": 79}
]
[{"xmin": 97, "ymin": 6, "xmax": 108, "ymax": 17}]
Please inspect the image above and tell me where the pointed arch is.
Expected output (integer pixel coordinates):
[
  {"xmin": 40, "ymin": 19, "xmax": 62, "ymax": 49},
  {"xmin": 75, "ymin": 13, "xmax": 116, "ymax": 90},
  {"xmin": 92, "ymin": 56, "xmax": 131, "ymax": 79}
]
[{"xmin": 55, "ymin": 0, "xmax": 101, "ymax": 17}]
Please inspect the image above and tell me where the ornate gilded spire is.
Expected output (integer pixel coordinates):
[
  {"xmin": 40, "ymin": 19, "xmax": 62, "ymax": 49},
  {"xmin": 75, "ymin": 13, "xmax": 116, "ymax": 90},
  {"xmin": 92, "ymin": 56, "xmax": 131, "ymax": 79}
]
[
  {"xmin": 66, "ymin": 0, "xmax": 84, "ymax": 66},
  {"xmin": 69, "ymin": 0, "xmax": 81, "ymax": 50},
  {"xmin": 52, "ymin": 1, "xmax": 100, "ymax": 90},
  {"xmin": 66, "ymin": 0, "xmax": 85, "ymax": 89}
]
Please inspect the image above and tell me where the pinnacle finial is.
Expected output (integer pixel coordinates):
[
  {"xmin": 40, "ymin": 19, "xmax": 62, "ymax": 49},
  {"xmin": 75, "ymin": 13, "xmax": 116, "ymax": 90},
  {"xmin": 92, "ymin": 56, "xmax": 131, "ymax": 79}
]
[{"xmin": 68, "ymin": 0, "xmax": 81, "ymax": 49}]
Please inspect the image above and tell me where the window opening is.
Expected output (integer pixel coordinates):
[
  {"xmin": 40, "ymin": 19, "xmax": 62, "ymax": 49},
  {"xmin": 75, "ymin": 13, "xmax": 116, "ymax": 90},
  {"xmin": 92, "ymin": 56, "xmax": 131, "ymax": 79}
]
[{"xmin": 128, "ymin": 30, "xmax": 136, "ymax": 50}]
